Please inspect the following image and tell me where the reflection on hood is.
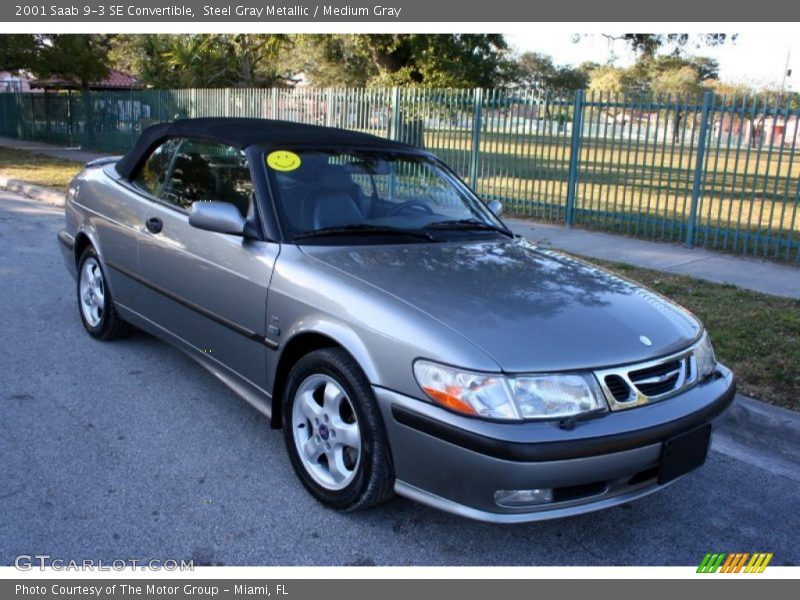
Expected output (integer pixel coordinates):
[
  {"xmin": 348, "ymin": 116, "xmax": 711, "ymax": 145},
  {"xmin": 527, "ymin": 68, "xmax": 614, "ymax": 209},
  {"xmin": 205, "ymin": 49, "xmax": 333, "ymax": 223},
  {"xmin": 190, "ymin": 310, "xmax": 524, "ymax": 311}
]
[{"xmin": 303, "ymin": 238, "xmax": 701, "ymax": 372}]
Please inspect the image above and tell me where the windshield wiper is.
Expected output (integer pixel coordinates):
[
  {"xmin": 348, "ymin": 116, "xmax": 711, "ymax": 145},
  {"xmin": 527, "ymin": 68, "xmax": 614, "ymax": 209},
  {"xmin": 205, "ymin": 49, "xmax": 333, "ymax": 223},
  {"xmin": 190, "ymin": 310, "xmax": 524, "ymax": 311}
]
[
  {"xmin": 424, "ymin": 219, "xmax": 513, "ymax": 236},
  {"xmin": 292, "ymin": 224, "xmax": 438, "ymax": 242}
]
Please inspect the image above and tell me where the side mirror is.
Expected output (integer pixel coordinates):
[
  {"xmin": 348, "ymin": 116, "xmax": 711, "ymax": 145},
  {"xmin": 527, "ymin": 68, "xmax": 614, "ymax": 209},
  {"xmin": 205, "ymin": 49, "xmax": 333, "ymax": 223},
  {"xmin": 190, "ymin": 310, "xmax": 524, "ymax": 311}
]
[
  {"xmin": 189, "ymin": 201, "xmax": 247, "ymax": 236},
  {"xmin": 487, "ymin": 200, "xmax": 503, "ymax": 217}
]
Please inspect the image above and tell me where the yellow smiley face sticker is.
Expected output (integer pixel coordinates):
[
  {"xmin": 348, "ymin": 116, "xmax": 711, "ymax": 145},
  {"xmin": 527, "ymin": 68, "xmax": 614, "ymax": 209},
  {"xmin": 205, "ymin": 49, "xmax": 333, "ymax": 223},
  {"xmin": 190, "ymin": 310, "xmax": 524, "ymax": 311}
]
[{"xmin": 267, "ymin": 150, "xmax": 302, "ymax": 172}]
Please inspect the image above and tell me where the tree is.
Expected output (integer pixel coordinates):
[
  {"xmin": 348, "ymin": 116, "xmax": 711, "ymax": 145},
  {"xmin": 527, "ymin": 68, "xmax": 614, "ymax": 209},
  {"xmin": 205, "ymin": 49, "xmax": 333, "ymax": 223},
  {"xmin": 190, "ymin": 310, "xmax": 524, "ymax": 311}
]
[
  {"xmin": 351, "ymin": 34, "xmax": 514, "ymax": 88},
  {"xmin": 577, "ymin": 61, "xmax": 601, "ymax": 77},
  {"xmin": 587, "ymin": 55, "xmax": 718, "ymax": 98},
  {"xmin": 704, "ymin": 80, "xmax": 754, "ymax": 98},
  {"xmin": 109, "ymin": 34, "xmax": 292, "ymax": 88},
  {"xmin": 650, "ymin": 66, "xmax": 702, "ymax": 97},
  {"xmin": 601, "ymin": 34, "xmax": 736, "ymax": 58},
  {"xmin": 108, "ymin": 35, "xmax": 174, "ymax": 88},
  {"xmin": 0, "ymin": 34, "xmax": 114, "ymax": 88},
  {"xmin": 283, "ymin": 35, "xmax": 375, "ymax": 87},
  {"xmin": 515, "ymin": 52, "xmax": 557, "ymax": 87},
  {"xmin": 0, "ymin": 35, "xmax": 42, "ymax": 72},
  {"xmin": 283, "ymin": 34, "xmax": 513, "ymax": 89},
  {"xmin": 588, "ymin": 65, "xmax": 633, "ymax": 95},
  {"xmin": 36, "ymin": 35, "xmax": 111, "ymax": 89},
  {"xmin": 684, "ymin": 56, "xmax": 720, "ymax": 82},
  {"xmin": 514, "ymin": 52, "xmax": 590, "ymax": 90},
  {"xmin": 109, "ymin": 34, "xmax": 512, "ymax": 90},
  {"xmin": 636, "ymin": 55, "xmax": 719, "ymax": 83}
]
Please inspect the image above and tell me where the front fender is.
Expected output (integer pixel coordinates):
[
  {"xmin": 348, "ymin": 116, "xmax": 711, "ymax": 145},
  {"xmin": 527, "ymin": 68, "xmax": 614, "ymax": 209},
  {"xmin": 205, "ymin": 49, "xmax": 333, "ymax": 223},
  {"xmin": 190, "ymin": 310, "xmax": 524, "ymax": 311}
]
[
  {"xmin": 278, "ymin": 315, "xmax": 381, "ymax": 385},
  {"xmin": 266, "ymin": 244, "xmax": 503, "ymax": 403}
]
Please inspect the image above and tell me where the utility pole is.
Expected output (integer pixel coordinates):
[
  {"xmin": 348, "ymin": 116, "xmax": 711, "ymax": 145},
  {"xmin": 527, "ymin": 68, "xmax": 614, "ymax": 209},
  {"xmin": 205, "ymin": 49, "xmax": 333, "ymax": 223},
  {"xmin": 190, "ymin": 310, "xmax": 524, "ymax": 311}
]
[{"xmin": 780, "ymin": 48, "xmax": 792, "ymax": 103}]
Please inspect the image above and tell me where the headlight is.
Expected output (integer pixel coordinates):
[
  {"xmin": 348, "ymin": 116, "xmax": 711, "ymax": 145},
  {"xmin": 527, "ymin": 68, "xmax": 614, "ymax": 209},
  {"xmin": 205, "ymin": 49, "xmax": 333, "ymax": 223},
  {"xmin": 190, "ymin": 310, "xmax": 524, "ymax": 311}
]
[
  {"xmin": 413, "ymin": 360, "xmax": 607, "ymax": 421},
  {"xmin": 694, "ymin": 332, "xmax": 717, "ymax": 379},
  {"xmin": 512, "ymin": 374, "xmax": 606, "ymax": 419},
  {"xmin": 413, "ymin": 361, "xmax": 519, "ymax": 419}
]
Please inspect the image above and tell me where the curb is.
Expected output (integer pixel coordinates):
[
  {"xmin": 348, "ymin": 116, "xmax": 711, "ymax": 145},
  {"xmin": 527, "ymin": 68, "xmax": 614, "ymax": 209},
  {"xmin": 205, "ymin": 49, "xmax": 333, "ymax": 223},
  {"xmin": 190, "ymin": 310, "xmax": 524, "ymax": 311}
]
[
  {"xmin": 712, "ymin": 394, "xmax": 800, "ymax": 481},
  {"xmin": 0, "ymin": 177, "xmax": 65, "ymax": 207}
]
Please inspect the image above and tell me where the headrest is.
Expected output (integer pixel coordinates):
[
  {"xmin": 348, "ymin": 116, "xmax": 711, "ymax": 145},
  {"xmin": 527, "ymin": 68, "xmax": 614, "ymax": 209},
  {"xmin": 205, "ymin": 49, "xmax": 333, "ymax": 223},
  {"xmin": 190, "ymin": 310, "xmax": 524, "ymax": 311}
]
[
  {"xmin": 313, "ymin": 191, "xmax": 363, "ymax": 229},
  {"xmin": 322, "ymin": 167, "xmax": 355, "ymax": 192}
]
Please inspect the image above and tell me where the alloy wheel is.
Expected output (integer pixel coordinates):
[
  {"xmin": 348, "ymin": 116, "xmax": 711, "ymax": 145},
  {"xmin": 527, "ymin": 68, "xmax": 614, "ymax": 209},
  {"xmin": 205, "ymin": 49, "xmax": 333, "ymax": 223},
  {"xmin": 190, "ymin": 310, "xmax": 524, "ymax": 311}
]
[{"xmin": 291, "ymin": 374, "xmax": 362, "ymax": 490}]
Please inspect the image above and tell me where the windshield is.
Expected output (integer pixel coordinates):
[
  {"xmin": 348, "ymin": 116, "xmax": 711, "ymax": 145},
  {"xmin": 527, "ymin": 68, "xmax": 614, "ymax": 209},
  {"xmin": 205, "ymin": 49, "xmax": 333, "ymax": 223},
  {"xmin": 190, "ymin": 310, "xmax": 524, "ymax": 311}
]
[{"xmin": 264, "ymin": 149, "xmax": 509, "ymax": 244}]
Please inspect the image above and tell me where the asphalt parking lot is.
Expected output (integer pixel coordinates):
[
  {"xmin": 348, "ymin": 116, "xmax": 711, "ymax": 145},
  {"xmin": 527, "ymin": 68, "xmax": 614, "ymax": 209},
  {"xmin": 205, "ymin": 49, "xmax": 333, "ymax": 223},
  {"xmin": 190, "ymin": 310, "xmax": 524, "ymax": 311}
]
[{"xmin": 1, "ymin": 190, "xmax": 798, "ymax": 566}]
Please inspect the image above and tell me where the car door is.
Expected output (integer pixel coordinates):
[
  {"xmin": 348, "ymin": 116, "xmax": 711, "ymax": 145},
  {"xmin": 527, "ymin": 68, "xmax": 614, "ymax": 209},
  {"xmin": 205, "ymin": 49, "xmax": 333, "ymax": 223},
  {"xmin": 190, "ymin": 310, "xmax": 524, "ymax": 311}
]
[
  {"xmin": 137, "ymin": 138, "xmax": 279, "ymax": 392},
  {"xmin": 84, "ymin": 139, "xmax": 180, "ymax": 312}
]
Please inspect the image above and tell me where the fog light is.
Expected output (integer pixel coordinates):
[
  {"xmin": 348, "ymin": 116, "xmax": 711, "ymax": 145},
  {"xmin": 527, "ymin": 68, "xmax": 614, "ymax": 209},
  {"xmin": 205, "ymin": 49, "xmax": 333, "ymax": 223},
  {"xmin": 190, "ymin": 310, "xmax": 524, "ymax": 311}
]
[{"xmin": 494, "ymin": 488, "xmax": 554, "ymax": 507}]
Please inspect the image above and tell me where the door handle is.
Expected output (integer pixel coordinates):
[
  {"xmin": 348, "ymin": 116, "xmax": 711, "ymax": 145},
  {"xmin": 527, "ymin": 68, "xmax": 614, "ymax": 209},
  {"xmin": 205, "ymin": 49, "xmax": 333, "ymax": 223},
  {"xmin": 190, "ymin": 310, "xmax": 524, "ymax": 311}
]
[{"xmin": 145, "ymin": 217, "xmax": 163, "ymax": 234}]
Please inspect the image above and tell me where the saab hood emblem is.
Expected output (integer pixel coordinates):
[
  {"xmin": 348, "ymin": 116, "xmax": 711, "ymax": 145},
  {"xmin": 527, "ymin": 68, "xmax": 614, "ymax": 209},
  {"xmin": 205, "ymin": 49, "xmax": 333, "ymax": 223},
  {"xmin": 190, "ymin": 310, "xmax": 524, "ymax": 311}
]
[{"xmin": 639, "ymin": 335, "xmax": 653, "ymax": 347}]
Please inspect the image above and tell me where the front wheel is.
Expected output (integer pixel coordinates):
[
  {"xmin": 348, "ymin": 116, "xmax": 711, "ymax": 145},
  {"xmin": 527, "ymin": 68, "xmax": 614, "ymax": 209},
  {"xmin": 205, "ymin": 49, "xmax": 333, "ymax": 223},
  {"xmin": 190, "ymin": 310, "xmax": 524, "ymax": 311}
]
[
  {"xmin": 282, "ymin": 348, "xmax": 394, "ymax": 510},
  {"xmin": 77, "ymin": 246, "xmax": 131, "ymax": 340}
]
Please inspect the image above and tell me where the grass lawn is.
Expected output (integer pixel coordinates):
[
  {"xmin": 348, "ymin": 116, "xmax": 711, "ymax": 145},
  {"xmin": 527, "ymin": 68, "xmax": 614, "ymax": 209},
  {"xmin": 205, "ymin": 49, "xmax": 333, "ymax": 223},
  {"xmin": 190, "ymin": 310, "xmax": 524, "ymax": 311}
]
[
  {"xmin": 0, "ymin": 147, "xmax": 83, "ymax": 190},
  {"xmin": 593, "ymin": 258, "xmax": 800, "ymax": 412}
]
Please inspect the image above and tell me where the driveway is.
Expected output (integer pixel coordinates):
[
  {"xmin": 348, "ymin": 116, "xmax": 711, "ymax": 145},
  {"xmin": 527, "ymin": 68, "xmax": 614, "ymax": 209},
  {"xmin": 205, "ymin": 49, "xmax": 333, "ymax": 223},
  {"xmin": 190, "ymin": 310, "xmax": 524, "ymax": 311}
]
[{"xmin": 1, "ymin": 190, "xmax": 798, "ymax": 566}]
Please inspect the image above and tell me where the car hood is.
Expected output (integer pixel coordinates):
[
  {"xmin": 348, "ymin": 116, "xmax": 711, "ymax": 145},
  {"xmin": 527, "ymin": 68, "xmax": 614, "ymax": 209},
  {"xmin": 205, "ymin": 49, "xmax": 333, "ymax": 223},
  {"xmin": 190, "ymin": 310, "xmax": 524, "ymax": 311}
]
[{"xmin": 300, "ymin": 238, "xmax": 702, "ymax": 372}]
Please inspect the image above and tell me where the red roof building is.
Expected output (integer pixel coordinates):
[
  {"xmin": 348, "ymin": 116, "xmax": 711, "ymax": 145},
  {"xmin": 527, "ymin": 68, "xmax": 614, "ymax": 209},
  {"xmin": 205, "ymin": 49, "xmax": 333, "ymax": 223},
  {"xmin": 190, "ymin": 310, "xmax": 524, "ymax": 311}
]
[{"xmin": 30, "ymin": 69, "xmax": 144, "ymax": 91}]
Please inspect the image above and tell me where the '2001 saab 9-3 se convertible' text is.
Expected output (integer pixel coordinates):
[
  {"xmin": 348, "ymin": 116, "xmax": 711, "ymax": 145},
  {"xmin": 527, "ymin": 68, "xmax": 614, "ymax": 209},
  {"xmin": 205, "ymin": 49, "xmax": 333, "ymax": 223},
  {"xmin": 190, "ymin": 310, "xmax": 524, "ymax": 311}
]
[{"xmin": 58, "ymin": 118, "xmax": 735, "ymax": 522}]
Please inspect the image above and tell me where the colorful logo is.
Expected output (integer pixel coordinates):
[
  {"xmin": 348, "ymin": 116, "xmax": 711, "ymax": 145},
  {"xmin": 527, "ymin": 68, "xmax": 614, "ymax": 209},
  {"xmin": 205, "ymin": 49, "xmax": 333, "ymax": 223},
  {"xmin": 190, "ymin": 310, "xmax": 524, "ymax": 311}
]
[
  {"xmin": 266, "ymin": 150, "xmax": 302, "ymax": 172},
  {"xmin": 697, "ymin": 553, "xmax": 773, "ymax": 573}
]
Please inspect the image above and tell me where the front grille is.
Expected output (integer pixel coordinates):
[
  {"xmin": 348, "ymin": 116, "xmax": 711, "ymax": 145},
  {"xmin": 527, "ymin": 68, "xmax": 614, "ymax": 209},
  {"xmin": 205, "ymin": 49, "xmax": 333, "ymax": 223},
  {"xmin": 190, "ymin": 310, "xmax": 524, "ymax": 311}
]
[
  {"xmin": 629, "ymin": 359, "xmax": 683, "ymax": 397},
  {"xmin": 604, "ymin": 374, "xmax": 631, "ymax": 402},
  {"xmin": 594, "ymin": 344, "xmax": 700, "ymax": 411}
]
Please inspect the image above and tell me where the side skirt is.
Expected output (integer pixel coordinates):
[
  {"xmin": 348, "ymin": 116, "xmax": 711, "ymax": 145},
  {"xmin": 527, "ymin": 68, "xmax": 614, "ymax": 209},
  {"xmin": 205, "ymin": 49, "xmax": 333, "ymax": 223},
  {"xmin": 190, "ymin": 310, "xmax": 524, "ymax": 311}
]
[{"xmin": 115, "ymin": 302, "xmax": 274, "ymax": 420}]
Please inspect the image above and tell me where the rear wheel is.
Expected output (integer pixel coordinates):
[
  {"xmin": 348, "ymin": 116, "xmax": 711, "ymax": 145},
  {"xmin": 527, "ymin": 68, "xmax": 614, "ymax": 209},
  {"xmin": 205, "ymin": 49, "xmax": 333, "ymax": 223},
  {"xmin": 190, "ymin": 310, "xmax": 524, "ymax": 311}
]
[
  {"xmin": 77, "ymin": 247, "xmax": 131, "ymax": 340},
  {"xmin": 282, "ymin": 348, "xmax": 394, "ymax": 510}
]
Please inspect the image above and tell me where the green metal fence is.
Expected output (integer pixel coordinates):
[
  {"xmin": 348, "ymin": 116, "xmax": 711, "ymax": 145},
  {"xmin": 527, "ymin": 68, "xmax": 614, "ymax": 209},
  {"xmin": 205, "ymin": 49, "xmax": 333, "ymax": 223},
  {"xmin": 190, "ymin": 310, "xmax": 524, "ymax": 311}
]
[{"xmin": 1, "ymin": 87, "xmax": 799, "ymax": 260}]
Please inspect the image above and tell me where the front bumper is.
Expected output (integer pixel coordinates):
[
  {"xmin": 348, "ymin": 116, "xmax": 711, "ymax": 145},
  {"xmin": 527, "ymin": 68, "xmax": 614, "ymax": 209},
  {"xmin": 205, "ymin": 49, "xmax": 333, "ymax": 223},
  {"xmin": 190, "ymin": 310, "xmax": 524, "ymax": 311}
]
[{"xmin": 374, "ymin": 364, "xmax": 735, "ymax": 523}]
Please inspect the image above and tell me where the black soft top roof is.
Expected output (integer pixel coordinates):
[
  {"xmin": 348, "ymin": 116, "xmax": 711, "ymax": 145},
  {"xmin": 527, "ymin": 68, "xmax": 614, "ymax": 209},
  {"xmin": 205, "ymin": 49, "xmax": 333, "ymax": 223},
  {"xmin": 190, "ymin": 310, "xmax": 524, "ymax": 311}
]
[{"xmin": 114, "ymin": 117, "xmax": 417, "ymax": 179}]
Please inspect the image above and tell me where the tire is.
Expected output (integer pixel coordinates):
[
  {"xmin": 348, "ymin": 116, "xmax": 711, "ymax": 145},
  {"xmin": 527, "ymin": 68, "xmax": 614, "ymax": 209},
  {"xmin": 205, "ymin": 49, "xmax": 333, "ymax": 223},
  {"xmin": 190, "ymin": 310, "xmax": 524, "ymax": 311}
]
[
  {"xmin": 282, "ymin": 348, "xmax": 395, "ymax": 510},
  {"xmin": 76, "ymin": 246, "xmax": 131, "ymax": 341}
]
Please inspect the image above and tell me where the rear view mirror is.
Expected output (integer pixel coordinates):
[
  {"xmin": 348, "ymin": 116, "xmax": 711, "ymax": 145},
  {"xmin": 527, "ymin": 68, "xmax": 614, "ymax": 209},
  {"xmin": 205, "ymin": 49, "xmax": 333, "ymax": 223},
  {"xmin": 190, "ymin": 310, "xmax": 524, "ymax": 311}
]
[
  {"xmin": 344, "ymin": 160, "xmax": 391, "ymax": 175},
  {"xmin": 189, "ymin": 201, "xmax": 247, "ymax": 236}
]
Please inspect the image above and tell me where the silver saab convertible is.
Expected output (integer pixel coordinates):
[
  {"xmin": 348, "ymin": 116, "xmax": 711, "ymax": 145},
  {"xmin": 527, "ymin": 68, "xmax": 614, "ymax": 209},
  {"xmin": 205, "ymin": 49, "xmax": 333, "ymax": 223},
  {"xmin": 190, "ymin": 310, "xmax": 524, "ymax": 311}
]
[{"xmin": 58, "ymin": 118, "xmax": 735, "ymax": 522}]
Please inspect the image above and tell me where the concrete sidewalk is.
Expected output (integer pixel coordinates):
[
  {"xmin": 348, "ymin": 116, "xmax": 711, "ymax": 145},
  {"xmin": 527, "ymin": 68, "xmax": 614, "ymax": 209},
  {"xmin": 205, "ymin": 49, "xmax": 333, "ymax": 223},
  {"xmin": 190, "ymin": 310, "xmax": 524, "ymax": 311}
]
[
  {"xmin": 507, "ymin": 218, "xmax": 800, "ymax": 300},
  {"xmin": 2, "ymin": 135, "xmax": 798, "ymax": 299},
  {"xmin": 0, "ymin": 135, "xmax": 110, "ymax": 164}
]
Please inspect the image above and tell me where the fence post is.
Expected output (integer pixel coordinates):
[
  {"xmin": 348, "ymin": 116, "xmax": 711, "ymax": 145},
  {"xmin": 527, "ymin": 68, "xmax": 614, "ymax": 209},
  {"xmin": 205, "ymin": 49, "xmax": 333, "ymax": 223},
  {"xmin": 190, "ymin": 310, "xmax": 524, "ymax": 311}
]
[
  {"xmin": 565, "ymin": 89, "xmax": 585, "ymax": 226},
  {"xmin": 29, "ymin": 93, "xmax": 35, "ymax": 140},
  {"xmin": 129, "ymin": 89, "xmax": 136, "ymax": 149},
  {"xmin": 15, "ymin": 92, "xmax": 23, "ymax": 139},
  {"xmin": 66, "ymin": 90, "xmax": 73, "ymax": 147},
  {"xmin": 685, "ymin": 91, "xmax": 713, "ymax": 248},
  {"xmin": 270, "ymin": 89, "xmax": 279, "ymax": 119},
  {"xmin": 389, "ymin": 86, "xmax": 401, "ymax": 141},
  {"xmin": 325, "ymin": 88, "xmax": 335, "ymax": 127},
  {"xmin": 468, "ymin": 88, "xmax": 484, "ymax": 190}
]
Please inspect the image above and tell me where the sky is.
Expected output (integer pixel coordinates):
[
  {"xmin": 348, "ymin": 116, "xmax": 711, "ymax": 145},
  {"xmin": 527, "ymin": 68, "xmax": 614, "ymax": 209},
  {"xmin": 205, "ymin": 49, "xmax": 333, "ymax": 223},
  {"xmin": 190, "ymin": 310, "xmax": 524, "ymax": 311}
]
[{"xmin": 506, "ymin": 32, "xmax": 798, "ymax": 90}]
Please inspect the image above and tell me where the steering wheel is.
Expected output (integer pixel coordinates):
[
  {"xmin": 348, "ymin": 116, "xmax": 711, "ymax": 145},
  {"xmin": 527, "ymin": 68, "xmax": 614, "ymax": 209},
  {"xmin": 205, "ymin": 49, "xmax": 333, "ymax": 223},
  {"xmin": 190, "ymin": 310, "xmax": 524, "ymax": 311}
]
[{"xmin": 387, "ymin": 200, "xmax": 434, "ymax": 217}]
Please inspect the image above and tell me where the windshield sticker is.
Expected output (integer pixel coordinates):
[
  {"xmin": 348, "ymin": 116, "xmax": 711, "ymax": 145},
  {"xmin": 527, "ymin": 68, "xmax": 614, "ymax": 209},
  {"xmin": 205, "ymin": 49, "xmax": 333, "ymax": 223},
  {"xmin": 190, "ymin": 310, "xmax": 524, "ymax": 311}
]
[{"xmin": 267, "ymin": 150, "xmax": 302, "ymax": 172}]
